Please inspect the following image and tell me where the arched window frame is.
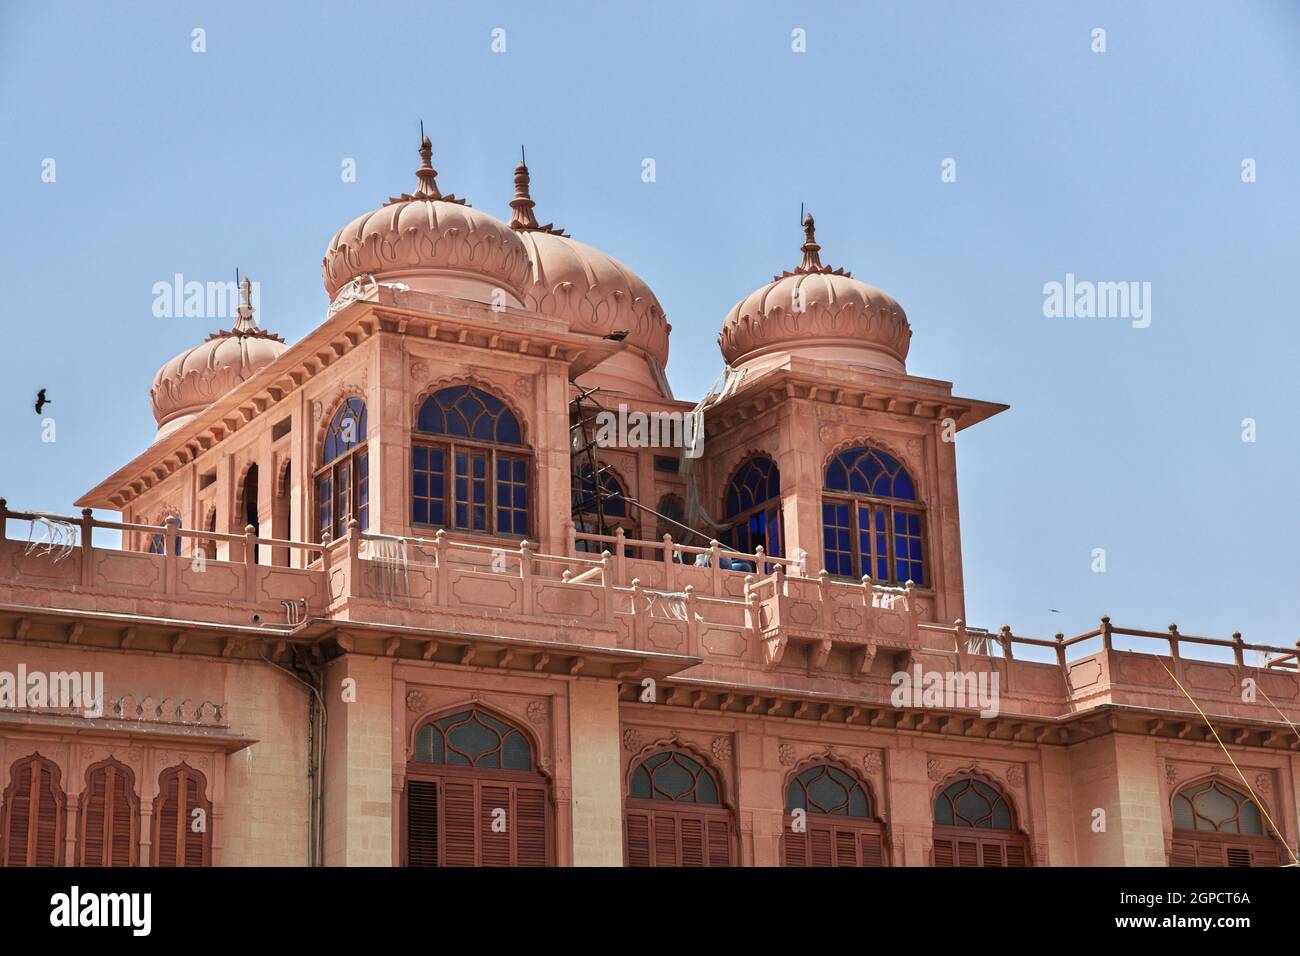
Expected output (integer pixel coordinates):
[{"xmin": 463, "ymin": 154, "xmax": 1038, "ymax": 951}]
[
  {"xmin": 782, "ymin": 758, "xmax": 887, "ymax": 867},
  {"xmin": 1169, "ymin": 775, "xmax": 1280, "ymax": 867},
  {"xmin": 721, "ymin": 454, "xmax": 783, "ymax": 562},
  {"xmin": 931, "ymin": 772, "xmax": 1029, "ymax": 867},
  {"xmin": 822, "ymin": 444, "xmax": 926, "ymax": 586},
  {"xmin": 574, "ymin": 463, "xmax": 638, "ymax": 554},
  {"xmin": 77, "ymin": 757, "xmax": 139, "ymax": 867},
  {"xmin": 411, "ymin": 385, "xmax": 531, "ymax": 538},
  {"xmin": 315, "ymin": 397, "xmax": 369, "ymax": 541},
  {"xmin": 1, "ymin": 753, "xmax": 66, "ymax": 867},
  {"xmin": 152, "ymin": 763, "xmax": 212, "ymax": 867},
  {"xmin": 403, "ymin": 704, "xmax": 552, "ymax": 867},
  {"xmin": 624, "ymin": 744, "xmax": 734, "ymax": 867}
]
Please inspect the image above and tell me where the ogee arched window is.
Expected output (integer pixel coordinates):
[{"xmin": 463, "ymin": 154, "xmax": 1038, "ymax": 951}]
[
  {"xmin": 0, "ymin": 754, "xmax": 65, "ymax": 867},
  {"xmin": 153, "ymin": 763, "xmax": 212, "ymax": 867},
  {"xmin": 932, "ymin": 775, "xmax": 1028, "ymax": 867},
  {"xmin": 823, "ymin": 445, "xmax": 924, "ymax": 585},
  {"xmin": 405, "ymin": 707, "xmax": 550, "ymax": 867},
  {"xmin": 783, "ymin": 762, "xmax": 886, "ymax": 866},
  {"xmin": 316, "ymin": 397, "xmax": 368, "ymax": 540},
  {"xmin": 1170, "ymin": 778, "xmax": 1280, "ymax": 867},
  {"xmin": 412, "ymin": 386, "xmax": 529, "ymax": 536},
  {"xmin": 625, "ymin": 749, "xmax": 733, "ymax": 867},
  {"xmin": 722, "ymin": 455, "xmax": 782, "ymax": 559},
  {"xmin": 77, "ymin": 758, "xmax": 139, "ymax": 867}
]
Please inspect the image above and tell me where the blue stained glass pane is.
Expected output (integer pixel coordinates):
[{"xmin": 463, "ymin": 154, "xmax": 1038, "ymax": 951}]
[
  {"xmin": 513, "ymin": 459, "xmax": 526, "ymax": 481},
  {"xmin": 877, "ymin": 556, "xmax": 889, "ymax": 579},
  {"xmin": 826, "ymin": 460, "xmax": 848, "ymax": 491},
  {"xmin": 413, "ymin": 446, "xmax": 427, "ymax": 468},
  {"xmin": 429, "ymin": 501, "xmax": 444, "ymax": 526},
  {"xmin": 414, "ymin": 474, "xmax": 428, "ymax": 496},
  {"xmin": 514, "ymin": 487, "xmax": 527, "ymax": 508},
  {"xmin": 473, "ymin": 456, "xmax": 486, "ymax": 479},
  {"xmin": 455, "ymin": 504, "xmax": 467, "ymax": 527},
  {"xmin": 413, "ymin": 500, "xmax": 427, "ymax": 524},
  {"xmin": 893, "ymin": 472, "xmax": 915, "ymax": 500},
  {"xmin": 497, "ymin": 414, "xmax": 521, "ymax": 445}
]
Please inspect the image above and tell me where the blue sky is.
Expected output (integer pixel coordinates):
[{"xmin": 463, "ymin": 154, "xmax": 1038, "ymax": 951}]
[{"xmin": 2, "ymin": 1, "xmax": 1298, "ymax": 656}]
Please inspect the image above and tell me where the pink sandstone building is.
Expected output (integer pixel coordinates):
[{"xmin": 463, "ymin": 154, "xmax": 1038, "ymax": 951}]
[{"xmin": 1, "ymin": 138, "xmax": 1297, "ymax": 868}]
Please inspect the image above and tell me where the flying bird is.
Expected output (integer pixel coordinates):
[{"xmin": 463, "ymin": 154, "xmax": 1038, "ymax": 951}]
[
  {"xmin": 603, "ymin": 330, "xmax": 629, "ymax": 341},
  {"xmin": 34, "ymin": 388, "xmax": 51, "ymax": 414}
]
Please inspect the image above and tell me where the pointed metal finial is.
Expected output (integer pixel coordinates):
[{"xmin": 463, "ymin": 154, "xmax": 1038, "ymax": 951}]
[
  {"xmin": 412, "ymin": 130, "xmax": 441, "ymax": 200},
  {"xmin": 234, "ymin": 273, "xmax": 256, "ymax": 332},
  {"xmin": 798, "ymin": 211, "xmax": 822, "ymax": 272}
]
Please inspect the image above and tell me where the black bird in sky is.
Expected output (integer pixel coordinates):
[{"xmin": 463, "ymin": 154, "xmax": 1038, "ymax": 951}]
[
  {"xmin": 603, "ymin": 330, "xmax": 629, "ymax": 341},
  {"xmin": 34, "ymin": 388, "xmax": 51, "ymax": 414}
]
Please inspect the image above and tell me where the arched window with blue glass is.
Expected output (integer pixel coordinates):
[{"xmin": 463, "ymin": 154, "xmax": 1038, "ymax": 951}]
[
  {"xmin": 412, "ymin": 385, "xmax": 530, "ymax": 537},
  {"xmin": 822, "ymin": 445, "xmax": 925, "ymax": 585},
  {"xmin": 573, "ymin": 463, "xmax": 637, "ymax": 553},
  {"xmin": 316, "ymin": 397, "xmax": 368, "ymax": 541},
  {"xmin": 721, "ymin": 455, "xmax": 782, "ymax": 560}
]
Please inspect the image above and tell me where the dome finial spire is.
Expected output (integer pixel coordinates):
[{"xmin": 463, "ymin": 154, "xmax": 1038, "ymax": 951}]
[
  {"xmin": 507, "ymin": 148, "xmax": 568, "ymax": 237},
  {"xmin": 234, "ymin": 269, "xmax": 257, "ymax": 333},
  {"xmin": 510, "ymin": 146, "xmax": 540, "ymax": 230},
  {"xmin": 797, "ymin": 211, "xmax": 823, "ymax": 273},
  {"xmin": 412, "ymin": 123, "xmax": 442, "ymax": 200}
]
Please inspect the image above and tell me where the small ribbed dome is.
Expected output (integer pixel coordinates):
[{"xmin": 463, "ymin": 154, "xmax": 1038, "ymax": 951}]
[
  {"xmin": 719, "ymin": 216, "xmax": 911, "ymax": 374},
  {"xmin": 150, "ymin": 278, "xmax": 287, "ymax": 441},
  {"xmin": 323, "ymin": 138, "xmax": 532, "ymax": 303},
  {"xmin": 508, "ymin": 161, "xmax": 669, "ymax": 367}
]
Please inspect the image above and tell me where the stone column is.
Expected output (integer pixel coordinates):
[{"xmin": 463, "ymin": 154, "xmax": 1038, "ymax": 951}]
[
  {"xmin": 322, "ymin": 654, "xmax": 395, "ymax": 866},
  {"xmin": 567, "ymin": 680, "xmax": 624, "ymax": 866}
]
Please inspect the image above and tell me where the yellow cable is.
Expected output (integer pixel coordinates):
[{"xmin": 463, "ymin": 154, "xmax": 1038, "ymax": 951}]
[{"xmin": 1159, "ymin": 660, "xmax": 1299, "ymax": 866}]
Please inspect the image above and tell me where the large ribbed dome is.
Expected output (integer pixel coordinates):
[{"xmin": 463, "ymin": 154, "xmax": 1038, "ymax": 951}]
[
  {"xmin": 506, "ymin": 161, "xmax": 669, "ymax": 366},
  {"xmin": 719, "ymin": 216, "xmax": 911, "ymax": 374},
  {"xmin": 322, "ymin": 138, "xmax": 531, "ymax": 304},
  {"xmin": 150, "ymin": 278, "xmax": 287, "ymax": 440}
]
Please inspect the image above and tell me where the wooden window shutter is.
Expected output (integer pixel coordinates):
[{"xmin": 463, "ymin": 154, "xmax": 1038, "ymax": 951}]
[
  {"xmin": 705, "ymin": 818, "xmax": 731, "ymax": 867},
  {"xmin": 653, "ymin": 815, "xmax": 679, "ymax": 867},
  {"xmin": 479, "ymin": 784, "xmax": 512, "ymax": 866},
  {"xmin": 783, "ymin": 828, "xmax": 808, "ymax": 867},
  {"xmin": 514, "ymin": 785, "xmax": 548, "ymax": 867},
  {"xmin": 1005, "ymin": 840, "xmax": 1028, "ymax": 867},
  {"xmin": 956, "ymin": 839, "xmax": 979, "ymax": 867},
  {"xmin": 1169, "ymin": 840, "xmax": 1196, "ymax": 867},
  {"xmin": 981, "ymin": 842, "xmax": 1005, "ymax": 867},
  {"xmin": 809, "ymin": 827, "xmax": 834, "ymax": 866},
  {"xmin": 2, "ymin": 755, "xmax": 65, "ymax": 867},
  {"xmin": 933, "ymin": 837, "xmax": 955, "ymax": 867},
  {"xmin": 153, "ymin": 764, "xmax": 211, "ymax": 867},
  {"xmin": 680, "ymin": 817, "xmax": 705, "ymax": 866},
  {"xmin": 859, "ymin": 831, "xmax": 885, "ymax": 867},
  {"xmin": 626, "ymin": 810, "xmax": 652, "ymax": 867},
  {"xmin": 406, "ymin": 780, "xmax": 438, "ymax": 867},
  {"xmin": 441, "ymin": 781, "xmax": 477, "ymax": 866},
  {"xmin": 78, "ymin": 760, "xmax": 138, "ymax": 867}
]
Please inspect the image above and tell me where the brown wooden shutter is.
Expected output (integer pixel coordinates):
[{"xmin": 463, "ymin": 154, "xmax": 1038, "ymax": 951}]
[
  {"xmin": 406, "ymin": 780, "xmax": 438, "ymax": 867},
  {"xmin": 1169, "ymin": 840, "xmax": 1196, "ymax": 867},
  {"xmin": 79, "ymin": 761, "xmax": 138, "ymax": 867},
  {"xmin": 626, "ymin": 810, "xmax": 652, "ymax": 866},
  {"xmin": 3, "ymin": 756, "xmax": 65, "ymax": 867},
  {"xmin": 859, "ymin": 831, "xmax": 885, "ymax": 867},
  {"xmin": 514, "ymin": 785, "xmax": 548, "ymax": 867},
  {"xmin": 706, "ymin": 819, "xmax": 731, "ymax": 867},
  {"xmin": 1005, "ymin": 840, "xmax": 1027, "ymax": 867},
  {"xmin": 783, "ymin": 828, "xmax": 808, "ymax": 867},
  {"xmin": 441, "ymin": 781, "xmax": 476, "ymax": 866},
  {"xmin": 153, "ymin": 765, "xmax": 211, "ymax": 867},
  {"xmin": 933, "ymin": 837, "xmax": 955, "ymax": 867},
  {"xmin": 479, "ymin": 784, "xmax": 511, "ymax": 866},
  {"xmin": 653, "ymin": 815, "xmax": 678, "ymax": 867}
]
